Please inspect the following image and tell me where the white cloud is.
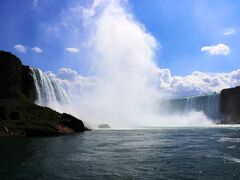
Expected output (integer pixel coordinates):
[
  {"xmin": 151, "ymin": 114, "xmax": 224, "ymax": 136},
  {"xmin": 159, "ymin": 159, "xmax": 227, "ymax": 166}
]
[
  {"xmin": 65, "ymin": 47, "xmax": 79, "ymax": 53},
  {"xmin": 223, "ymin": 28, "xmax": 236, "ymax": 36},
  {"xmin": 47, "ymin": 68, "xmax": 99, "ymax": 96},
  {"xmin": 14, "ymin": 44, "xmax": 27, "ymax": 53},
  {"xmin": 201, "ymin": 43, "xmax": 230, "ymax": 56},
  {"xmin": 154, "ymin": 68, "xmax": 240, "ymax": 97},
  {"xmin": 45, "ymin": 71, "xmax": 57, "ymax": 79},
  {"xmin": 69, "ymin": 0, "xmax": 103, "ymax": 20},
  {"xmin": 49, "ymin": 66, "xmax": 240, "ymax": 99},
  {"xmin": 32, "ymin": 47, "xmax": 43, "ymax": 53},
  {"xmin": 82, "ymin": 8, "xmax": 95, "ymax": 19},
  {"xmin": 58, "ymin": 68, "xmax": 78, "ymax": 80}
]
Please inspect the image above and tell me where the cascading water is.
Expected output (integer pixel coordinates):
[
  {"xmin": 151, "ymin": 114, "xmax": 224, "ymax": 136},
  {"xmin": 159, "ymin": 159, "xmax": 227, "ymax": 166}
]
[
  {"xmin": 30, "ymin": 68, "xmax": 70, "ymax": 107},
  {"xmin": 163, "ymin": 93, "xmax": 221, "ymax": 122}
]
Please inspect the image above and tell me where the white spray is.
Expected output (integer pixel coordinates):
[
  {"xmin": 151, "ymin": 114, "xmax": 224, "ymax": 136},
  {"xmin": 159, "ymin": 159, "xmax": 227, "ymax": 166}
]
[
  {"xmin": 47, "ymin": 0, "xmax": 213, "ymax": 128},
  {"xmin": 63, "ymin": 0, "xmax": 212, "ymax": 128}
]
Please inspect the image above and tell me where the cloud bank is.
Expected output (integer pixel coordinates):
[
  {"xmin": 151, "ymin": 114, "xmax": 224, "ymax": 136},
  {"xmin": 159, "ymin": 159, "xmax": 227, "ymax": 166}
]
[
  {"xmin": 50, "ymin": 67, "xmax": 240, "ymax": 99},
  {"xmin": 155, "ymin": 69, "xmax": 240, "ymax": 96}
]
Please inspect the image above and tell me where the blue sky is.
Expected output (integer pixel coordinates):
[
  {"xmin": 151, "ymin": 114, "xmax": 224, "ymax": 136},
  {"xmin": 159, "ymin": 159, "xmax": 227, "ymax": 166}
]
[{"xmin": 1, "ymin": 0, "xmax": 240, "ymax": 76}]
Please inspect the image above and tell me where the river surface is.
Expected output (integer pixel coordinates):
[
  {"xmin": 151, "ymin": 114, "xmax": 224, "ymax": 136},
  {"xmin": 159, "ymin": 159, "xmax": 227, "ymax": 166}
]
[{"xmin": 1, "ymin": 127, "xmax": 240, "ymax": 179}]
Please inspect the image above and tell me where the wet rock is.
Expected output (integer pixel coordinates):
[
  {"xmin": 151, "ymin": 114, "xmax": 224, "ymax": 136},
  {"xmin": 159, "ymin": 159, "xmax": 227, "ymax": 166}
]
[
  {"xmin": 4, "ymin": 126, "xmax": 9, "ymax": 132},
  {"xmin": 98, "ymin": 124, "xmax": 111, "ymax": 128},
  {"xmin": 61, "ymin": 113, "xmax": 88, "ymax": 132},
  {"xmin": 22, "ymin": 127, "xmax": 58, "ymax": 137},
  {"xmin": 10, "ymin": 111, "xmax": 20, "ymax": 120},
  {"xmin": 0, "ymin": 106, "xmax": 7, "ymax": 120},
  {"xmin": 56, "ymin": 124, "xmax": 74, "ymax": 135},
  {"xmin": 221, "ymin": 86, "xmax": 240, "ymax": 123}
]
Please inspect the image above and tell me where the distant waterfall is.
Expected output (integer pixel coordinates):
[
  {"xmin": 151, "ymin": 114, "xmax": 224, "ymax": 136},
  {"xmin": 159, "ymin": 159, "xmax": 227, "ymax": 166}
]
[
  {"xmin": 30, "ymin": 68, "xmax": 70, "ymax": 106},
  {"xmin": 162, "ymin": 93, "xmax": 221, "ymax": 121}
]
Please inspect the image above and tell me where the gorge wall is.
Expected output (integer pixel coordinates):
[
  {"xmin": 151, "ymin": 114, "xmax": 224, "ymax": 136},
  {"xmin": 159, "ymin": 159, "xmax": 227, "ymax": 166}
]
[
  {"xmin": 0, "ymin": 51, "xmax": 36, "ymax": 101},
  {"xmin": 221, "ymin": 86, "xmax": 240, "ymax": 124}
]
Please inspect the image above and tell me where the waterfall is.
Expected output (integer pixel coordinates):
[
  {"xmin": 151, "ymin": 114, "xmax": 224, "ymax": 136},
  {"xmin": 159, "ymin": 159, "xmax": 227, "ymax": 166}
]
[
  {"xmin": 162, "ymin": 93, "xmax": 221, "ymax": 122},
  {"xmin": 30, "ymin": 68, "xmax": 70, "ymax": 107}
]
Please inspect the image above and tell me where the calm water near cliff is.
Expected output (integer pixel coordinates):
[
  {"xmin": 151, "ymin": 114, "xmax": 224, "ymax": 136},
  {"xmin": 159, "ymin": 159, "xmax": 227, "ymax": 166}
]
[{"xmin": 1, "ymin": 127, "xmax": 240, "ymax": 179}]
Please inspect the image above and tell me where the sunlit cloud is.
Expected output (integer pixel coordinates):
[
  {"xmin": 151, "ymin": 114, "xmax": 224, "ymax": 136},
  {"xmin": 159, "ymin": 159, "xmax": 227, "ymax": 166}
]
[
  {"xmin": 32, "ymin": 47, "xmax": 43, "ymax": 53},
  {"xmin": 14, "ymin": 44, "xmax": 27, "ymax": 53},
  {"xmin": 49, "ymin": 67, "xmax": 240, "ymax": 98},
  {"xmin": 65, "ymin": 47, "xmax": 79, "ymax": 53},
  {"xmin": 223, "ymin": 28, "xmax": 236, "ymax": 36},
  {"xmin": 201, "ymin": 43, "xmax": 230, "ymax": 56}
]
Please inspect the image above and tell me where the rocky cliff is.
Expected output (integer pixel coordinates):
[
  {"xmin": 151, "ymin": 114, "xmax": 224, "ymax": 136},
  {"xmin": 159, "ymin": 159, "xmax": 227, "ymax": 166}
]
[
  {"xmin": 0, "ymin": 51, "xmax": 89, "ymax": 137},
  {"xmin": 221, "ymin": 86, "xmax": 240, "ymax": 124},
  {"xmin": 0, "ymin": 51, "xmax": 23, "ymax": 99},
  {"xmin": 0, "ymin": 51, "xmax": 36, "ymax": 101}
]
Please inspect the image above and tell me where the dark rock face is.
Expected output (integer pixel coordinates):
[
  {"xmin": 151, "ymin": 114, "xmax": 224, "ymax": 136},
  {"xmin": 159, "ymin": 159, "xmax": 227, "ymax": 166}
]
[
  {"xmin": 0, "ymin": 98, "xmax": 89, "ymax": 137},
  {"xmin": 23, "ymin": 127, "xmax": 58, "ymax": 137},
  {"xmin": 61, "ymin": 113, "xmax": 88, "ymax": 132},
  {"xmin": 9, "ymin": 111, "xmax": 20, "ymax": 120},
  {"xmin": 0, "ymin": 51, "xmax": 37, "ymax": 102},
  {"xmin": 0, "ymin": 51, "xmax": 22, "ymax": 98},
  {"xmin": 0, "ymin": 106, "xmax": 7, "ymax": 120},
  {"xmin": 221, "ymin": 86, "xmax": 240, "ymax": 123},
  {"xmin": 22, "ymin": 66, "xmax": 37, "ymax": 102}
]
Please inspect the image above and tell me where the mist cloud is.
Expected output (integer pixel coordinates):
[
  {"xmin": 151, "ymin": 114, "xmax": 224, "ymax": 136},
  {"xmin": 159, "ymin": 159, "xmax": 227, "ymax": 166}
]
[{"xmin": 45, "ymin": 0, "xmax": 229, "ymax": 128}]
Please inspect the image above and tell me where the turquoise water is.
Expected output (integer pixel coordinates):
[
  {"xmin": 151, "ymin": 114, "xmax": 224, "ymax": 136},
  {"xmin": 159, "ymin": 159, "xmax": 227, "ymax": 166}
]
[{"xmin": 1, "ymin": 127, "xmax": 240, "ymax": 179}]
